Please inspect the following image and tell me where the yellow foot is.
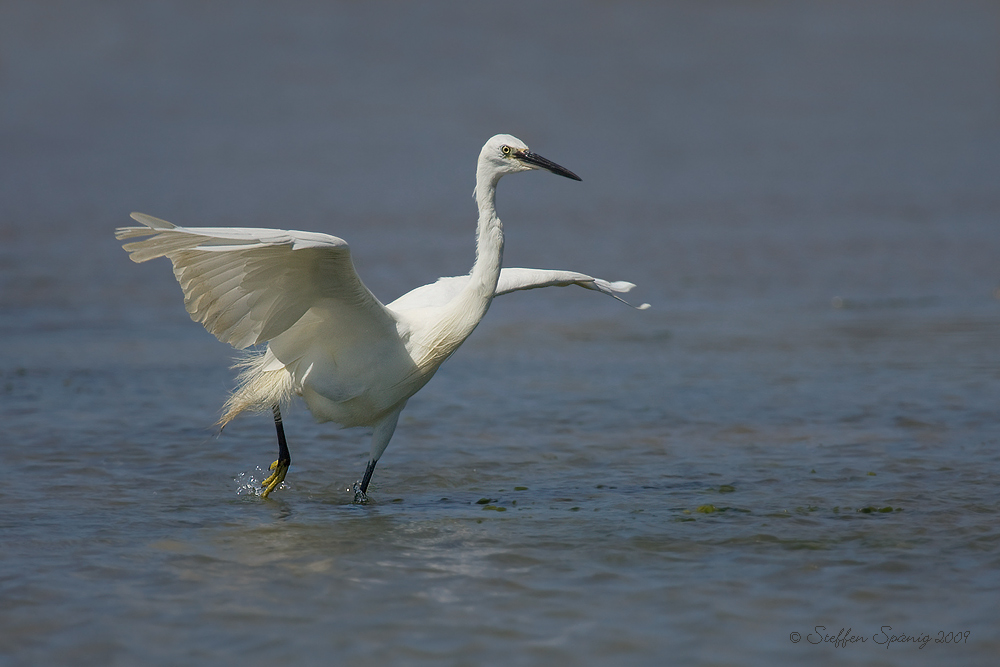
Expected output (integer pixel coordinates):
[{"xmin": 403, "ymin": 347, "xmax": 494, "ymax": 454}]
[{"xmin": 260, "ymin": 459, "xmax": 289, "ymax": 498}]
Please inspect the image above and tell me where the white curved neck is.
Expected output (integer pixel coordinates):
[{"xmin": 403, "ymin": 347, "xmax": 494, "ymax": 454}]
[
  {"xmin": 447, "ymin": 167, "xmax": 504, "ymax": 332},
  {"xmin": 411, "ymin": 166, "xmax": 505, "ymax": 371},
  {"xmin": 469, "ymin": 168, "xmax": 505, "ymax": 302}
]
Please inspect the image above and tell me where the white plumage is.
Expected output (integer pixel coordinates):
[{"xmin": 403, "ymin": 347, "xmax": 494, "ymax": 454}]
[{"xmin": 116, "ymin": 134, "xmax": 647, "ymax": 499}]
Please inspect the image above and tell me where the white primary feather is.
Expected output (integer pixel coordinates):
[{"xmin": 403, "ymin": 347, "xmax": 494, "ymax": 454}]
[{"xmin": 118, "ymin": 212, "xmax": 395, "ymax": 350}]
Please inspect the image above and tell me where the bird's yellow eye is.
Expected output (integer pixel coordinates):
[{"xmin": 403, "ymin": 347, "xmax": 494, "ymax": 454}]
[{"xmin": 501, "ymin": 145, "xmax": 511, "ymax": 155}]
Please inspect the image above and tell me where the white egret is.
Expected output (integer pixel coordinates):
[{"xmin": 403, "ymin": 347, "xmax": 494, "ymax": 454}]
[{"xmin": 117, "ymin": 134, "xmax": 648, "ymax": 500}]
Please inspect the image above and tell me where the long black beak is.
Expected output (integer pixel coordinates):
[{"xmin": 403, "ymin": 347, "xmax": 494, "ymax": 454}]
[{"xmin": 520, "ymin": 151, "xmax": 582, "ymax": 181}]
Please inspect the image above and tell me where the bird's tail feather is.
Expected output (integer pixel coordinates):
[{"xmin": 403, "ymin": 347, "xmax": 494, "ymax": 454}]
[{"xmin": 218, "ymin": 350, "xmax": 294, "ymax": 428}]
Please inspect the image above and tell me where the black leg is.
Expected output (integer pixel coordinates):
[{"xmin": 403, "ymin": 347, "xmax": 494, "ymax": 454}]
[
  {"xmin": 273, "ymin": 404, "xmax": 290, "ymax": 467},
  {"xmin": 355, "ymin": 406, "xmax": 401, "ymax": 502},
  {"xmin": 359, "ymin": 459, "xmax": 378, "ymax": 494},
  {"xmin": 260, "ymin": 404, "xmax": 291, "ymax": 498}
]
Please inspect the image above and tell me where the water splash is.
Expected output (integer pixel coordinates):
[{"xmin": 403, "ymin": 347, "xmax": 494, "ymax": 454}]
[
  {"xmin": 234, "ymin": 466, "xmax": 288, "ymax": 497},
  {"xmin": 351, "ymin": 481, "xmax": 371, "ymax": 505}
]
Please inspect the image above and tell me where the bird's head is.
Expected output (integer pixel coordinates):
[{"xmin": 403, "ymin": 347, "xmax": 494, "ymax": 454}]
[{"xmin": 478, "ymin": 134, "xmax": 582, "ymax": 182}]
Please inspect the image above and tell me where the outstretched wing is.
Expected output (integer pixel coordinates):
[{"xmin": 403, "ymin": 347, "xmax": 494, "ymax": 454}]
[
  {"xmin": 495, "ymin": 268, "xmax": 649, "ymax": 309},
  {"xmin": 117, "ymin": 212, "xmax": 398, "ymax": 349},
  {"xmin": 387, "ymin": 267, "xmax": 649, "ymax": 313}
]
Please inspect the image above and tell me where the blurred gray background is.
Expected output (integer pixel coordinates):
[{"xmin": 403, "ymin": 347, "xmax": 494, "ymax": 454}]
[{"xmin": 3, "ymin": 0, "xmax": 997, "ymax": 338}]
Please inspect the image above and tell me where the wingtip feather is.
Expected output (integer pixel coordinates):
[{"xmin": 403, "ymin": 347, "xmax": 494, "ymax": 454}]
[
  {"xmin": 592, "ymin": 278, "xmax": 649, "ymax": 310},
  {"xmin": 129, "ymin": 212, "xmax": 176, "ymax": 229}
]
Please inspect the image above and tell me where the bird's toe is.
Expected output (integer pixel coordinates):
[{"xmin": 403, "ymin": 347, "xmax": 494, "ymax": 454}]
[{"xmin": 260, "ymin": 459, "xmax": 289, "ymax": 498}]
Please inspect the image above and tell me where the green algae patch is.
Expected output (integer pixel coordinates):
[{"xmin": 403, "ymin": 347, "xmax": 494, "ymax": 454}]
[{"xmin": 857, "ymin": 506, "xmax": 898, "ymax": 514}]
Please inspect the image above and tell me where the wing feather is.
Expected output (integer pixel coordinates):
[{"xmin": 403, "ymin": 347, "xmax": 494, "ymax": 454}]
[
  {"xmin": 386, "ymin": 267, "xmax": 648, "ymax": 313},
  {"xmin": 496, "ymin": 268, "xmax": 649, "ymax": 308},
  {"xmin": 117, "ymin": 212, "xmax": 398, "ymax": 349}
]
